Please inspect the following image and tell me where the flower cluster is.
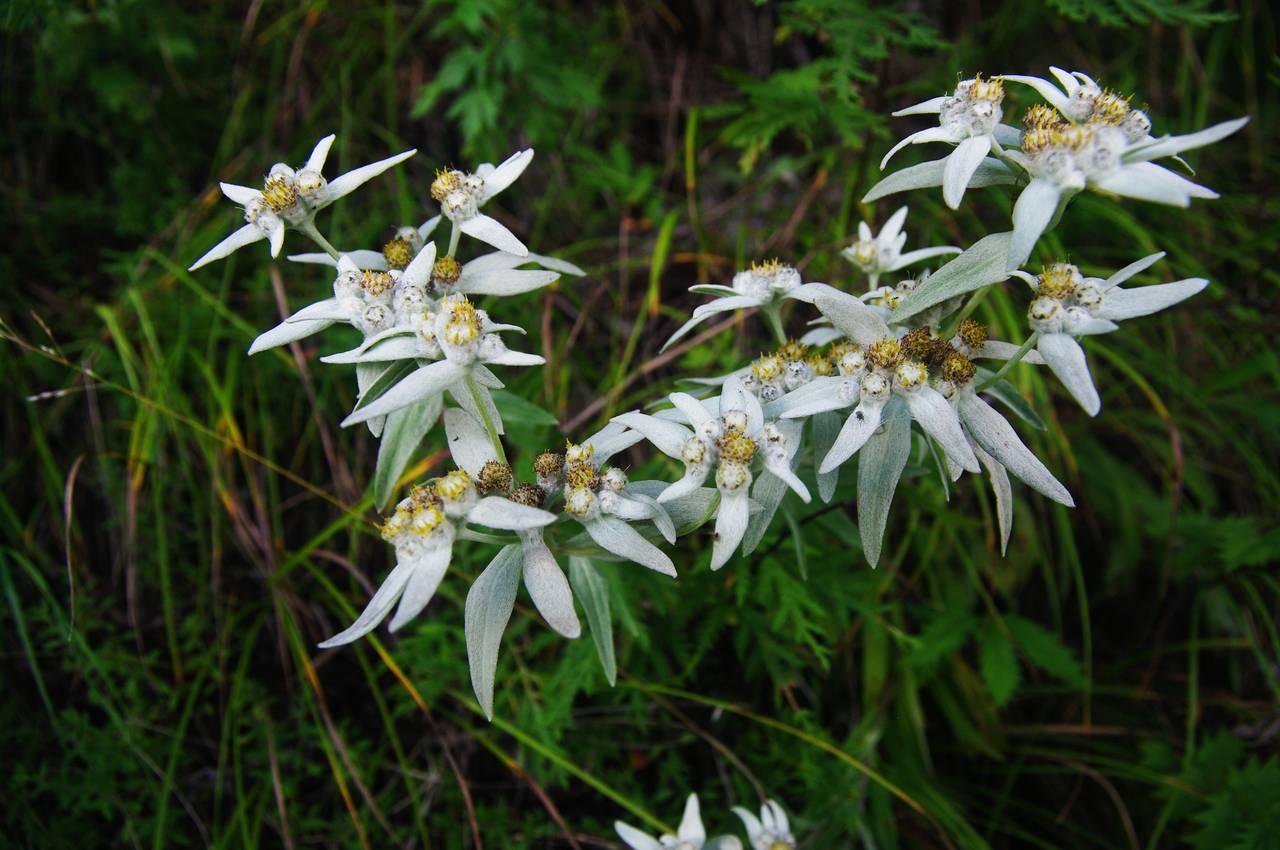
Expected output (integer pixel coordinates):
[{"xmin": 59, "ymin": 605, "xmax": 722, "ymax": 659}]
[
  {"xmin": 187, "ymin": 67, "xmax": 1241, "ymax": 724},
  {"xmin": 616, "ymin": 794, "xmax": 800, "ymax": 850}
]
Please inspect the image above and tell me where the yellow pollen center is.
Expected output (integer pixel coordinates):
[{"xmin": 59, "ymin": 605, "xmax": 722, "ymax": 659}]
[
  {"xmin": 717, "ymin": 431, "xmax": 757, "ymax": 464},
  {"xmin": 776, "ymin": 339, "xmax": 807, "ymax": 362},
  {"xmin": 1089, "ymin": 90, "xmax": 1132, "ymax": 126},
  {"xmin": 443, "ymin": 298, "xmax": 482, "ymax": 345},
  {"xmin": 564, "ymin": 462, "xmax": 600, "ymax": 491},
  {"xmin": 867, "ymin": 336, "xmax": 903, "ymax": 370},
  {"xmin": 382, "ymin": 238, "xmax": 413, "ymax": 271},
  {"xmin": 433, "ymin": 256, "xmax": 462, "ymax": 286},
  {"xmin": 1037, "ymin": 264, "xmax": 1079, "ymax": 300},
  {"xmin": 261, "ymin": 174, "xmax": 298, "ymax": 213},
  {"xmin": 751, "ymin": 354, "xmax": 785, "ymax": 382},
  {"xmin": 750, "ymin": 258, "xmax": 783, "ymax": 275},
  {"xmin": 430, "ymin": 168, "xmax": 464, "ymax": 202},
  {"xmin": 359, "ymin": 270, "xmax": 394, "ymax": 298},
  {"xmin": 435, "ymin": 470, "xmax": 472, "ymax": 502},
  {"xmin": 970, "ymin": 73, "xmax": 1004, "ymax": 102}
]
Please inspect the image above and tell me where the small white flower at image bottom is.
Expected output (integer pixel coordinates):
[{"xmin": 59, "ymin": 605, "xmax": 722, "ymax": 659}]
[
  {"xmin": 732, "ymin": 799, "xmax": 797, "ymax": 850},
  {"xmin": 189, "ymin": 133, "xmax": 416, "ymax": 269},
  {"xmin": 616, "ymin": 793, "xmax": 744, "ymax": 850}
]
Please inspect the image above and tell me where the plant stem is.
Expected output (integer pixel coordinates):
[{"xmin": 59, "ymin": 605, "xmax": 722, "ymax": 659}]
[
  {"xmin": 301, "ymin": 220, "xmax": 340, "ymax": 259},
  {"xmin": 761, "ymin": 304, "xmax": 787, "ymax": 345},
  {"xmin": 447, "ymin": 221, "xmax": 461, "ymax": 258},
  {"xmin": 466, "ymin": 374, "xmax": 507, "ymax": 465},
  {"xmin": 976, "ymin": 332, "xmax": 1039, "ymax": 391}
]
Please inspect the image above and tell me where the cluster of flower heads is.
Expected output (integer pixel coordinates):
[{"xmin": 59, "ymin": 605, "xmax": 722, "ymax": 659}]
[
  {"xmin": 616, "ymin": 794, "xmax": 801, "ymax": 850},
  {"xmin": 187, "ymin": 67, "xmax": 1240, "ymax": 735}
]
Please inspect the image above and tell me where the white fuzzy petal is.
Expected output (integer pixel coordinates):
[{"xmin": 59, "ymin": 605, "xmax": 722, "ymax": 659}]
[
  {"xmin": 1100, "ymin": 279, "xmax": 1207, "ymax": 321},
  {"xmin": 317, "ymin": 561, "xmax": 414, "ymax": 647},
  {"xmin": 943, "ymin": 136, "xmax": 992, "ymax": 209},
  {"xmin": 584, "ymin": 516, "xmax": 676, "ymax": 576},
  {"xmin": 400, "ymin": 241, "xmax": 438, "ymax": 289},
  {"xmin": 1123, "ymin": 116, "xmax": 1248, "ymax": 164},
  {"xmin": 1038, "ymin": 333, "xmax": 1100, "ymax": 416},
  {"xmin": 324, "ymin": 148, "xmax": 416, "ymax": 204},
  {"xmin": 999, "ymin": 74, "xmax": 1071, "ymax": 114},
  {"xmin": 1009, "ymin": 178, "xmax": 1062, "ymax": 271},
  {"xmin": 459, "ymin": 269, "xmax": 559, "ymax": 296},
  {"xmin": 677, "ymin": 794, "xmax": 706, "ymax": 843},
  {"xmin": 189, "ymin": 223, "xmax": 265, "ymax": 271},
  {"xmin": 820, "ymin": 402, "xmax": 883, "ymax": 473},
  {"xmin": 248, "ymin": 317, "xmax": 334, "ymax": 355},
  {"xmin": 467, "ymin": 497, "xmax": 556, "ymax": 531},
  {"xmin": 612, "ymin": 412, "xmax": 691, "ymax": 458},
  {"xmin": 521, "ymin": 533, "xmax": 580, "ymax": 638},
  {"xmin": 1092, "ymin": 162, "xmax": 1217, "ymax": 206},
  {"xmin": 1103, "ymin": 252, "xmax": 1165, "ymax": 290},
  {"xmin": 480, "ymin": 148, "xmax": 534, "ymax": 201},
  {"xmin": 614, "ymin": 822, "xmax": 662, "ymax": 850},
  {"xmin": 903, "ymin": 387, "xmax": 980, "ymax": 473},
  {"xmin": 891, "ymin": 95, "xmax": 948, "ymax": 117},
  {"xmin": 880, "ymin": 126, "xmax": 954, "ymax": 171},
  {"xmin": 219, "ymin": 182, "xmax": 261, "ymax": 206},
  {"xmin": 388, "ymin": 546, "xmax": 454, "ymax": 632},
  {"xmin": 458, "ymin": 213, "xmax": 528, "ymax": 256},
  {"xmin": 813, "ymin": 291, "xmax": 891, "ymax": 345},
  {"xmin": 305, "ymin": 134, "xmax": 337, "ymax": 173}
]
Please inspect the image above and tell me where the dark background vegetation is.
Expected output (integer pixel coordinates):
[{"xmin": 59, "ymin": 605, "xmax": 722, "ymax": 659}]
[{"xmin": 3, "ymin": 0, "xmax": 1278, "ymax": 847}]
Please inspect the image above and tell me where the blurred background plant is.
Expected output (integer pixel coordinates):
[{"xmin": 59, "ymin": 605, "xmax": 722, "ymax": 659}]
[{"xmin": 2, "ymin": 0, "xmax": 1277, "ymax": 847}]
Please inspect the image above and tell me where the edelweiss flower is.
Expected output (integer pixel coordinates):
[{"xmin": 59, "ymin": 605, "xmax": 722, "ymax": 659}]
[
  {"xmin": 537, "ymin": 424, "xmax": 677, "ymax": 577},
  {"xmin": 441, "ymin": 409, "xmax": 586, "ymax": 638},
  {"xmin": 317, "ymin": 464, "xmax": 555, "ymax": 648},
  {"xmin": 1015, "ymin": 254, "xmax": 1206, "ymax": 416},
  {"xmin": 842, "ymin": 206, "xmax": 960, "ymax": 289},
  {"xmin": 331, "ymin": 290, "xmax": 544, "ymax": 430},
  {"xmin": 616, "ymin": 377, "xmax": 810, "ymax": 570},
  {"xmin": 430, "ymin": 149, "xmax": 534, "ymax": 255},
  {"xmin": 882, "ymin": 75, "xmax": 1023, "ymax": 208},
  {"xmin": 661, "ymin": 260, "xmax": 836, "ymax": 352},
  {"xmin": 189, "ymin": 134, "xmax": 416, "ymax": 270},
  {"xmin": 616, "ymin": 794, "xmax": 712, "ymax": 850},
  {"xmin": 247, "ymin": 242, "xmax": 439, "ymax": 355},
  {"xmin": 999, "ymin": 69, "xmax": 1247, "ymax": 269},
  {"xmin": 732, "ymin": 800, "xmax": 796, "ymax": 850}
]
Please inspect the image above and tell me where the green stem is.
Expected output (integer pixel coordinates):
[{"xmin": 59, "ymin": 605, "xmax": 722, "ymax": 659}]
[
  {"xmin": 761, "ymin": 304, "xmax": 787, "ymax": 345},
  {"xmin": 867, "ymin": 271, "xmax": 881, "ymax": 293},
  {"xmin": 300, "ymin": 220, "xmax": 340, "ymax": 260},
  {"xmin": 466, "ymin": 374, "xmax": 507, "ymax": 465},
  {"xmin": 447, "ymin": 221, "xmax": 461, "ymax": 258},
  {"xmin": 976, "ymin": 331, "xmax": 1039, "ymax": 391}
]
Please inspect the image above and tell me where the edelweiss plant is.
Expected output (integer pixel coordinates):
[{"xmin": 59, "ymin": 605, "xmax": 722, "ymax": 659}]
[{"xmin": 187, "ymin": 67, "xmax": 1242, "ymax": 726}]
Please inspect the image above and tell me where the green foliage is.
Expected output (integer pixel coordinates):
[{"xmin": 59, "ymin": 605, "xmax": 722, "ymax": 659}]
[
  {"xmin": 1043, "ymin": 0, "xmax": 1235, "ymax": 27},
  {"xmin": 3, "ymin": 0, "xmax": 1277, "ymax": 847},
  {"xmin": 710, "ymin": 0, "xmax": 942, "ymax": 170}
]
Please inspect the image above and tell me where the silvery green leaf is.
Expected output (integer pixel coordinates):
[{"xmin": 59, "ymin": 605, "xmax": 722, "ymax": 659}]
[
  {"xmin": 973, "ymin": 441, "xmax": 1013, "ymax": 555},
  {"xmin": 812, "ymin": 411, "xmax": 841, "ymax": 502},
  {"xmin": 903, "ymin": 386, "xmax": 980, "ymax": 473},
  {"xmin": 710, "ymin": 490, "xmax": 750, "ymax": 570},
  {"xmin": 812, "ymin": 292, "xmax": 891, "ymax": 345},
  {"xmin": 344, "ymin": 360, "xmax": 462, "ymax": 427},
  {"xmin": 857, "ymin": 399, "xmax": 911, "ymax": 567},
  {"xmin": 388, "ymin": 545, "xmax": 453, "ymax": 632},
  {"xmin": 373, "ymin": 394, "xmax": 442, "ymax": 510},
  {"xmin": 741, "ymin": 470, "xmax": 787, "ymax": 556},
  {"xmin": 974, "ymin": 368, "xmax": 1047, "ymax": 431},
  {"xmin": 568, "ymin": 556, "xmax": 616, "ymax": 685},
  {"xmin": 465, "ymin": 544, "xmax": 522, "ymax": 720},
  {"xmin": 443, "ymin": 407, "xmax": 497, "ymax": 476},
  {"xmin": 520, "ymin": 533, "xmax": 580, "ymax": 638},
  {"xmin": 660, "ymin": 487, "xmax": 720, "ymax": 535},
  {"xmin": 1091, "ymin": 162, "xmax": 1217, "ymax": 205},
  {"xmin": 317, "ymin": 561, "xmax": 413, "ymax": 648},
  {"xmin": 356, "ymin": 362, "xmax": 389, "ymax": 437},
  {"xmin": 893, "ymin": 232, "xmax": 1016, "ymax": 323},
  {"xmin": 863, "ymin": 156, "xmax": 1016, "ymax": 203},
  {"xmin": 285, "ymin": 298, "xmax": 350, "ymax": 323},
  {"xmin": 459, "ymin": 213, "xmax": 528, "ymax": 256},
  {"xmin": 958, "ymin": 393, "xmax": 1073, "ymax": 505},
  {"xmin": 448, "ymin": 379, "xmax": 504, "ymax": 435}
]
